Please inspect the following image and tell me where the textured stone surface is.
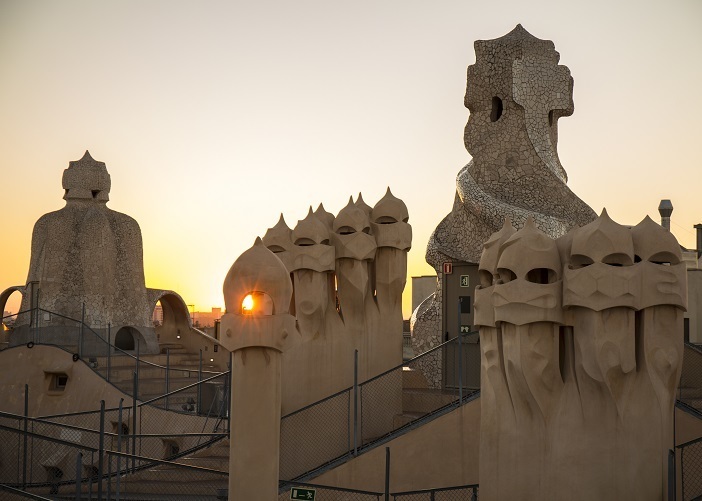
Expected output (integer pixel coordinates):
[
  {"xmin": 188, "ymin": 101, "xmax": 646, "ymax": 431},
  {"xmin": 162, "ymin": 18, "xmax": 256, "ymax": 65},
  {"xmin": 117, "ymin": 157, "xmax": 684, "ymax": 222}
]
[
  {"xmin": 15, "ymin": 152, "xmax": 152, "ymax": 336},
  {"xmin": 477, "ymin": 212, "xmax": 685, "ymax": 500},
  {"xmin": 413, "ymin": 25, "xmax": 596, "ymax": 358},
  {"xmin": 2, "ymin": 152, "xmax": 211, "ymax": 357}
]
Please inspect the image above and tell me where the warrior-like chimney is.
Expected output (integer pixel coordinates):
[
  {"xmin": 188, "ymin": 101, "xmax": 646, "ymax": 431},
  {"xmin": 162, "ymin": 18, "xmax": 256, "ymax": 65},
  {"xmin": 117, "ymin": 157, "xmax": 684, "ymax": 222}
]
[
  {"xmin": 658, "ymin": 200, "xmax": 673, "ymax": 231},
  {"xmin": 695, "ymin": 223, "xmax": 702, "ymax": 259}
]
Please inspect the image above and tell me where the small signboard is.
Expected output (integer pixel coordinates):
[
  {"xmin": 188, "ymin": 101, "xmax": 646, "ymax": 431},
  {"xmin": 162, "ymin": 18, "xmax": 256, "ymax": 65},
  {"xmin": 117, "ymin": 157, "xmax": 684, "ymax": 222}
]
[
  {"xmin": 291, "ymin": 487, "xmax": 316, "ymax": 500},
  {"xmin": 460, "ymin": 275, "xmax": 470, "ymax": 287},
  {"xmin": 460, "ymin": 325, "xmax": 471, "ymax": 333},
  {"xmin": 443, "ymin": 262, "xmax": 453, "ymax": 274}
]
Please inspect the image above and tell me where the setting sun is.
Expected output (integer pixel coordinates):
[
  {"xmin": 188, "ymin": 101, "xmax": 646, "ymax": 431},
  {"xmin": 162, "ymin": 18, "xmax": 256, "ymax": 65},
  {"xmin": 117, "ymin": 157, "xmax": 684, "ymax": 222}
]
[{"xmin": 242, "ymin": 294, "xmax": 254, "ymax": 314}]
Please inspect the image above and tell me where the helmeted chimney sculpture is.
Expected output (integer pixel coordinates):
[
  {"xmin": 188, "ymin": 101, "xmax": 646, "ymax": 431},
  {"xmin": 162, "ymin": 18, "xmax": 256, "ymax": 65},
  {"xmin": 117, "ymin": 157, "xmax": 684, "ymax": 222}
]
[
  {"xmin": 220, "ymin": 238, "xmax": 297, "ymax": 499},
  {"xmin": 476, "ymin": 211, "xmax": 686, "ymax": 500}
]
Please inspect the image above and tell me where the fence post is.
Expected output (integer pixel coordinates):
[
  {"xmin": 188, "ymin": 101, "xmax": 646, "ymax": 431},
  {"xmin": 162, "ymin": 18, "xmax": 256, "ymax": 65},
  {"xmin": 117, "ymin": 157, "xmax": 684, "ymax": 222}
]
[
  {"xmin": 80, "ymin": 302, "xmax": 85, "ymax": 358},
  {"xmin": 471, "ymin": 485, "xmax": 477, "ymax": 501},
  {"xmin": 136, "ymin": 339, "xmax": 140, "ymax": 392},
  {"xmin": 384, "ymin": 447, "xmax": 390, "ymax": 501},
  {"xmin": 430, "ymin": 490, "xmax": 435, "ymax": 501},
  {"xmin": 132, "ymin": 372, "xmax": 138, "ymax": 474},
  {"xmin": 116, "ymin": 399, "xmax": 123, "ymax": 500},
  {"xmin": 22, "ymin": 384, "xmax": 28, "ymax": 489},
  {"xmin": 76, "ymin": 451, "xmax": 83, "ymax": 501},
  {"xmin": 107, "ymin": 323, "xmax": 111, "ymax": 382},
  {"xmin": 353, "ymin": 349, "xmax": 358, "ymax": 456},
  {"xmin": 228, "ymin": 352, "xmax": 232, "ymax": 433},
  {"xmin": 165, "ymin": 348, "xmax": 170, "ymax": 410},
  {"xmin": 457, "ymin": 297, "xmax": 463, "ymax": 403},
  {"xmin": 98, "ymin": 400, "xmax": 105, "ymax": 500},
  {"xmin": 668, "ymin": 448, "xmax": 675, "ymax": 501},
  {"xmin": 198, "ymin": 350, "xmax": 203, "ymax": 412}
]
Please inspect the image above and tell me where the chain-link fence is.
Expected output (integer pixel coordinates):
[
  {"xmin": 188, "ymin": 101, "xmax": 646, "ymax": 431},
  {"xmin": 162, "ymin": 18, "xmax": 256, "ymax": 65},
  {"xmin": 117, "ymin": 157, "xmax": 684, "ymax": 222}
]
[
  {"xmin": 3, "ymin": 307, "xmax": 226, "ymax": 415},
  {"xmin": 391, "ymin": 484, "xmax": 479, "ymax": 500},
  {"xmin": 679, "ymin": 435, "xmax": 702, "ymax": 501},
  {"xmin": 360, "ymin": 332, "xmax": 480, "ymax": 447},
  {"xmin": 0, "ymin": 483, "xmax": 55, "ymax": 500},
  {"xmin": 679, "ymin": 342, "xmax": 702, "ymax": 413},
  {"xmin": 104, "ymin": 450, "xmax": 228, "ymax": 500},
  {"xmin": 0, "ymin": 404, "xmax": 229, "ymax": 500},
  {"xmin": 279, "ymin": 333, "xmax": 480, "ymax": 482},
  {"xmin": 280, "ymin": 388, "xmax": 351, "ymax": 481},
  {"xmin": 278, "ymin": 481, "xmax": 383, "ymax": 500},
  {"xmin": 0, "ymin": 416, "xmax": 99, "ymax": 498}
]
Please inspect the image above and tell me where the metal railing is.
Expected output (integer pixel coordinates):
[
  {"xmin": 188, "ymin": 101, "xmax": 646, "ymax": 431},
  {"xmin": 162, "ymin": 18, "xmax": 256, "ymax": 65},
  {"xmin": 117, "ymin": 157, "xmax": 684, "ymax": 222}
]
[
  {"xmin": 679, "ymin": 342, "xmax": 702, "ymax": 414},
  {"xmin": 392, "ymin": 484, "xmax": 479, "ymax": 500},
  {"xmin": 3, "ymin": 307, "xmax": 227, "ymax": 416},
  {"xmin": 279, "ymin": 332, "xmax": 481, "ymax": 482},
  {"xmin": 678, "ymin": 434, "xmax": 702, "ymax": 501},
  {"xmin": 0, "ymin": 400, "xmax": 228, "ymax": 500}
]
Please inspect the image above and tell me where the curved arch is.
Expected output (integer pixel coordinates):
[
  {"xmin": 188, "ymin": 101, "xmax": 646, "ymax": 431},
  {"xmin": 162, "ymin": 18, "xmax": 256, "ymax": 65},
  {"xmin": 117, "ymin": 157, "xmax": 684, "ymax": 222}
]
[
  {"xmin": 148, "ymin": 290, "xmax": 192, "ymax": 328},
  {"xmin": 0, "ymin": 286, "xmax": 26, "ymax": 328},
  {"xmin": 147, "ymin": 289, "xmax": 192, "ymax": 348},
  {"xmin": 114, "ymin": 326, "xmax": 137, "ymax": 350}
]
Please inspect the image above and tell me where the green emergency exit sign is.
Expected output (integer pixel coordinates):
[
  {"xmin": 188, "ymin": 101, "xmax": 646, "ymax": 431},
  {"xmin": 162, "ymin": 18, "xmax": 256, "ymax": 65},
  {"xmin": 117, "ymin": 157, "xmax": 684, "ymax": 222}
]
[
  {"xmin": 291, "ymin": 487, "xmax": 316, "ymax": 500},
  {"xmin": 460, "ymin": 275, "xmax": 470, "ymax": 287}
]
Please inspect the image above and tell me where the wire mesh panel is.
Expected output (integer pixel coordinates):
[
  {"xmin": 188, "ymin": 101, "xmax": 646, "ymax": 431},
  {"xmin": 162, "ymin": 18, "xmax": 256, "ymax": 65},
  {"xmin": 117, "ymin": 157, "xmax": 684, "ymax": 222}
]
[
  {"xmin": 278, "ymin": 482, "xmax": 382, "ymax": 500},
  {"xmin": 392, "ymin": 485, "xmax": 479, "ymax": 500},
  {"xmin": 0, "ymin": 484, "xmax": 55, "ymax": 500},
  {"xmin": 359, "ymin": 367, "xmax": 403, "ymax": 445},
  {"xmin": 679, "ymin": 343, "xmax": 702, "ymax": 413},
  {"xmin": 443, "ymin": 333, "xmax": 480, "ymax": 391},
  {"xmin": 105, "ymin": 450, "xmax": 228, "ymax": 500},
  {"xmin": 359, "ymin": 334, "xmax": 480, "ymax": 449},
  {"xmin": 680, "ymin": 437, "xmax": 702, "ymax": 501},
  {"xmin": 0, "ymin": 424, "xmax": 98, "ymax": 499},
  {"xmin": 280, "ymin": 389, "xmax": 351, "ymax": 481}
]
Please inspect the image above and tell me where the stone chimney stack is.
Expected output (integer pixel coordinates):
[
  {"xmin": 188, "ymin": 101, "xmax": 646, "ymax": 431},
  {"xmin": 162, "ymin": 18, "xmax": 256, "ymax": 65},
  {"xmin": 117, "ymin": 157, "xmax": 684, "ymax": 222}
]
[
  {"xmin": 695, "ymin": 223, "xmax": 702, "ymax": 258},
  {"xmin": 658, "ymin": 199, "xmax": 673, "ymax": 231}
]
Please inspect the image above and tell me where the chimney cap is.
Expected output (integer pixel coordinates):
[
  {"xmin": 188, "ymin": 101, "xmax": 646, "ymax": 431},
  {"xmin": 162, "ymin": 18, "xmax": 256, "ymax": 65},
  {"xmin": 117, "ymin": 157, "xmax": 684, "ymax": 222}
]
[{"xmin": 658, "ymin": 199, "xmax": 673, "ymax": 218}]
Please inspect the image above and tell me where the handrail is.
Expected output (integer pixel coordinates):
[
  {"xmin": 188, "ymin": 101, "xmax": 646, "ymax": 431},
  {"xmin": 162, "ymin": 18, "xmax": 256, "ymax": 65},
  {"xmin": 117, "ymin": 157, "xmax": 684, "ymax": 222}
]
[
  {"xmin": 105, "ymin": 449, "xmax": 228, "ymax": 474},
  {"xmin": 281, "ymin": 385, "xmax": 352, "ymax": 419},
  {"xmin": 0, "ymin": 422, "xmax": 99, "ymax": 452},
  {"xmin": 359, "ymin": 330, "xmax": 479, "ymax": 387},
  {"xmin": 0, "ymin": 483, "xmax": 55, "ymax": 500},
  {"xmin": 391, "ymin": 483, "xmax": 479, "ymax": 496},
  {"xmin": 138, "ymin": 370, "xmax": 229, "ymax": 407}
]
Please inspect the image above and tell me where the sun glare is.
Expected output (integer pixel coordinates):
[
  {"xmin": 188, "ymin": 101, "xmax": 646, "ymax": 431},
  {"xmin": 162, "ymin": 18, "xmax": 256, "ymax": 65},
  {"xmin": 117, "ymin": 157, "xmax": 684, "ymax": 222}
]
[{"xmin": 242, "ymin": 294, "xmax": 255, "ymax": 314}]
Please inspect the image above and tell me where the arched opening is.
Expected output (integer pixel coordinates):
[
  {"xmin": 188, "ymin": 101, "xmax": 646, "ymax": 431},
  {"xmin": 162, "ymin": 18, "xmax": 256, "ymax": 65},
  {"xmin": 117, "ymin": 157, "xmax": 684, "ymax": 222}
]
[
  {"xmin": 115, "ymin": 326, "xmax": 137, "ymax": 351},
  {"xmin": 490, "ymin": 96, "xmax": 503, "ymax": 122},
  {"xmin": 152, "ymin": 300, "xmax": 164, "ymax": 327},
  {"xmin": 151, "ymin": 292, "xmax": 192, "ymax": 346},
  {"xmin": 241, "ymin": 291, "xmax": 274, "ymax": 315},
  {"xmin": 163, "ymin": 439, "xmax": 180, "ymax": 459},
  {"xmin": 0, "ymin": 288, "xmax": 24, "ymax": 330}
]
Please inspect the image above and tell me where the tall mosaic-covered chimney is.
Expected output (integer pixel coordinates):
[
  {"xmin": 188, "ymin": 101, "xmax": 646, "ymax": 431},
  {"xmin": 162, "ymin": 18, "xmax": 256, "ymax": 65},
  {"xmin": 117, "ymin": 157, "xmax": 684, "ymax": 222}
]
[
  {"xmin": 658, "ymin": 199, "xmax": 673, "ymax": 231},
  {"xmin": 695, "ymin": 223, "xmax": 702, "ymax": 258}
]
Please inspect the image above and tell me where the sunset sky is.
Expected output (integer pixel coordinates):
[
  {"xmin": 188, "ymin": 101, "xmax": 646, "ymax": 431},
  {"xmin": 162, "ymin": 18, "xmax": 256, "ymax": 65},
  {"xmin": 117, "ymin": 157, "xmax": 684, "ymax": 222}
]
[{"xmin": 1, "ymin": 0, "xmax": 700, "ymax": 319}]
